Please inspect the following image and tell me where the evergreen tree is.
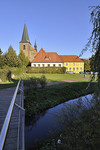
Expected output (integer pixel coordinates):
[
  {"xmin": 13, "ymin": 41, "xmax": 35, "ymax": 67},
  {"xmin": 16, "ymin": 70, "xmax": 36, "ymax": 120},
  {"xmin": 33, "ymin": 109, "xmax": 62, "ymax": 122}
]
[
  {"xmin": 5, "ymin": 45, "xmax": 21, "ymax": 67},
  {"xmin": 0, "ymin": 49, "xmax": 4, "ymax": 68},
  {"xmin": 0, "ymin": 48, "xmax": 2, "ymax": 56},
  {"xmin": 82, "ymin": 59, "xmax": 91, "ymax": 72},
  {"xmin": 19, "ymin": 51, "xmax": 29, "ymax": 66}
]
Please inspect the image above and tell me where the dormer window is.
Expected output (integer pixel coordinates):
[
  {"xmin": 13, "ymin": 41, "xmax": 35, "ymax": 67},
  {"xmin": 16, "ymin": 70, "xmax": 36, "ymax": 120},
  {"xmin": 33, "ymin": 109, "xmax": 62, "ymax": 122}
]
[
  {"xmin": 45, "ymin": 56, "xmax": 49, "ymax": 60},
  {"xmin": 45, "ymin": 58, "xmax": 49, "ymax": 60}
]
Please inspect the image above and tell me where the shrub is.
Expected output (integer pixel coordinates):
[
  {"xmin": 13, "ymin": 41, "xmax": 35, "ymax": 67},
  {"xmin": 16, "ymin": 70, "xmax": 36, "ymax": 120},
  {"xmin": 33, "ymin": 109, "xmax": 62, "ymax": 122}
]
[
  {"xmin": 27, "ymin": 67, "xmax": 66, "ymax": 74},
  {"xmin": 0, "ymin": 69, "xmax": 12, "ymax": 81},
  {"xmin": 39, "ymin": 75, "xmax": 47, "ymax": 88},
  {"xmin": 24, "ymin": 77, "xmax": 39, "ymax": 90}
]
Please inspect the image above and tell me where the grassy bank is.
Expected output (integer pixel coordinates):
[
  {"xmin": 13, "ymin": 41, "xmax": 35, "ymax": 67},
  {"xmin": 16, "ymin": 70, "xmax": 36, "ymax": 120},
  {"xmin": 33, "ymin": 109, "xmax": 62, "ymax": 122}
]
[{"xmin": 24, "ymin": 81, "xmax": 96, "ymax": 119}]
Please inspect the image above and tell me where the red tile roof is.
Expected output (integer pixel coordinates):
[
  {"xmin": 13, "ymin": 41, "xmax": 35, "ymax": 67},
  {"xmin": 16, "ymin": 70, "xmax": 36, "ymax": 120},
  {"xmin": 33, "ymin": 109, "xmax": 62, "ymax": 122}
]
[
  {"xmin": 32, "ymin": 48, "xmax": 84, "ymax": 63},
  {"xmin": 60, "ymin": 55, "xmax": 84, "ymax": 62}
]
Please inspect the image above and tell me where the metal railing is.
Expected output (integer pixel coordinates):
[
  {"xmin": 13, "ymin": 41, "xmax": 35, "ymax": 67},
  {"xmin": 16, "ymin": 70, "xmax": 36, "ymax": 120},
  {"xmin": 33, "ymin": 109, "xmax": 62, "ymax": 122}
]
[
  {"xmin": 0, "ymin": 80, "xmax": 25, "ymax": 150},
  {"xmin": 16, "ymin": 80, "xmax": 25, "ymax": 150}
]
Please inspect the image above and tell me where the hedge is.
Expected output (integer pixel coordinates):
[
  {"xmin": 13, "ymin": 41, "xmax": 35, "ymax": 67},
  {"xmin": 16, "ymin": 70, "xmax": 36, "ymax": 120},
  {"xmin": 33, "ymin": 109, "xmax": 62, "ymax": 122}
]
[
  {"xmin": 27, "ymin": 67, "xmax": 66, "ymax": 74},
  {"xmin": 10, "ymin": 67, "xmax": 26, "ymax": 75}
]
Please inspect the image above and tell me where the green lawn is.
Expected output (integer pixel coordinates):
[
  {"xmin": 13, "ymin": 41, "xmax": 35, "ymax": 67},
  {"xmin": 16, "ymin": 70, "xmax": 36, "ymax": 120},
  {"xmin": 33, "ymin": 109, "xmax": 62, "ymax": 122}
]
[
  {"xmin": 0, "ymin": 73, "xmax": 91, "ymax": 90},
  {"xmin": 17, "ymin": 73, "xmax": 90, "ymax": 82}
]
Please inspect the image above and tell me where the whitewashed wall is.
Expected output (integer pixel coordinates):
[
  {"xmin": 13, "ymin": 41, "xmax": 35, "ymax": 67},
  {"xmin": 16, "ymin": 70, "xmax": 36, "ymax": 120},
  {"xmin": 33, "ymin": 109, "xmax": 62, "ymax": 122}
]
[{"xmin": 31, "ymin": 62, "xmax": 64, "ymax": 67}]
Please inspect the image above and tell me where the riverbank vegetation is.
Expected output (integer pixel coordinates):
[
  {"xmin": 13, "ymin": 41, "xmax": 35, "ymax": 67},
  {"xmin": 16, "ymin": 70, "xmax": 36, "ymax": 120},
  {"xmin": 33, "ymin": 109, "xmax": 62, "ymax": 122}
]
[
  {"xmin": 24, "ymin": 81, "xmax": 96, "ymax": 119},
  {"xmin": 31, "ymin": 91, "xmax": 100, "ymax": 150}
]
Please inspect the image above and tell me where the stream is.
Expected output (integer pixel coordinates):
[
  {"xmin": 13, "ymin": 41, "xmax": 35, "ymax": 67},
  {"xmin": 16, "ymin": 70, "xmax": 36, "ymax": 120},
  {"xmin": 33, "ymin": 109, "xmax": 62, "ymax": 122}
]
[{"xmin": 25, "ymin": 94, "xmax": 93, "ymax": 149}]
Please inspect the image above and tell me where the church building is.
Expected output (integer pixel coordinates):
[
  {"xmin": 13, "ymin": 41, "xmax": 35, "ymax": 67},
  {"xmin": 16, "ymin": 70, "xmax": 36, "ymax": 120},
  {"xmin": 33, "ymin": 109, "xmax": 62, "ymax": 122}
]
[
  {"xmin": 19, "ymin": 22, "xmax": 37, "ymax": 62},
  {"xmin": 19, "ymin": 23, "xmax": 84, "ymax": 73}
]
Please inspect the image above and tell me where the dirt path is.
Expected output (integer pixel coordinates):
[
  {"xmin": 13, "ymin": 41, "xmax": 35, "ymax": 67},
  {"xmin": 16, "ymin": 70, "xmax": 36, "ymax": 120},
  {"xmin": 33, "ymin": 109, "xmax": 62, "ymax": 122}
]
[{"xmin": 46, "ymin": 77, "xmax": 89, "ymax": 86}]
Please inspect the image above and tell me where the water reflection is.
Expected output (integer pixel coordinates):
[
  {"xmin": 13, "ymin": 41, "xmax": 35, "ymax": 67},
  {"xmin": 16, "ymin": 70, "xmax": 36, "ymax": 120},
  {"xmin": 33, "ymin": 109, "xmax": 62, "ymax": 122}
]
[{"xmin": 25, "ymin": 94, "xmax": 93, "ymax": 149}]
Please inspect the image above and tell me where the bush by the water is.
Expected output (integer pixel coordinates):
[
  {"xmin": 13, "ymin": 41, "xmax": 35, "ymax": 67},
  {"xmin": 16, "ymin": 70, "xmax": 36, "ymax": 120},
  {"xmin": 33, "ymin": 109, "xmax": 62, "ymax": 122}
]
[
  {"xmin": 27, "ymin": 67, "xmax": 66, "ymax": 74},
  {"xmin": 0, "ymin": 69, "xmax": 12, "ymax": 81}
]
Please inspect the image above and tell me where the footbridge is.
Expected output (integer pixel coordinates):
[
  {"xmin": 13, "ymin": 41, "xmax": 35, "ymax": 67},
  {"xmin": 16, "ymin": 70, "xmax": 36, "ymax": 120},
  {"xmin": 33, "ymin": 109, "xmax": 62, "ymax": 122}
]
[{"xmin": 0, "ymin": 80, "xmax": 25, "ymax": 150}]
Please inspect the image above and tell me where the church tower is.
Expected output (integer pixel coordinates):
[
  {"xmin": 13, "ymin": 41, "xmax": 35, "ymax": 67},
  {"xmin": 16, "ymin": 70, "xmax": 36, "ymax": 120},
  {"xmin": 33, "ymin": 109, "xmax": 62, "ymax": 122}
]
[{"xmin": 19, "ymin": 22, "xmax": 37, "ymax": 62}]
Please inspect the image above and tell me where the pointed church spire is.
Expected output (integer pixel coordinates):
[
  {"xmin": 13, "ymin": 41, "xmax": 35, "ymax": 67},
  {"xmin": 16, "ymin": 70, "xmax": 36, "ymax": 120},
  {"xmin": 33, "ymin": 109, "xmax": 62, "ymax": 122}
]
[
  {"xmin": 34, "ymin": 40, "xmax": 37, "ymax": 52},
  {"xmin": 20, "ymin": 22, "xmax": 30, "ymax": 43}
]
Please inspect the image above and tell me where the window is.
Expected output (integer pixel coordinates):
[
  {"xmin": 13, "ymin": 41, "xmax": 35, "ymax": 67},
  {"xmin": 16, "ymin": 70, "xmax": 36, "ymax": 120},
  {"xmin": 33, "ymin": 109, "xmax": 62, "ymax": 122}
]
[
  {"xmin": 73, "ymin": 68, "xmax": 75, "ymax": 71},
  {"xmin": 42, "ymin": 64, "xmax": 44, "ymax": 67},
  {"xmin": 38, "ymin": 64, "xmax": 40, "ymax": 67},
  {"xmin": 76, "ymin": 68, "xmax": 78, "ymax": 71},
  {"xmin": 34, "ymin": 64, "xmax": 36, "ymax": 67},
  {"xmin": 59, "ymin": 64, "xmax": 61, "ymax": 67},
  {"xmin": 23, "ymin": 45, "xmax": 25, "ymax": 50},
  {"xmin": 66, "ymin": 68, "xmax": 68, "ymax": 71},
  {"xmin": 69, "ymin": 68, "xmax": 71, "ymax": 71},
  {"xmin": 45, "ymin": 56, "xmax": 49, "ymax": 60},
  {"xmin": 80, "ymin": 68, "xmax": 82, "ymax": 71},
  {"xmin": 73, "ymin": 63, "xmax": 75, "ymax": 66},
  {"xmin": 48, "ymin": 64, "xmax": 50, "ymax": 67},
  {"xmin": 45, "ymin": 58, "xmax": 49, "ymax": 60},
  {"xmin": 53, "ymin": 64, "xmax": 55, "ymax": 67},
  {"xmin": 66, "ymin": 63, "xmax": 68, "ymax": 66}
]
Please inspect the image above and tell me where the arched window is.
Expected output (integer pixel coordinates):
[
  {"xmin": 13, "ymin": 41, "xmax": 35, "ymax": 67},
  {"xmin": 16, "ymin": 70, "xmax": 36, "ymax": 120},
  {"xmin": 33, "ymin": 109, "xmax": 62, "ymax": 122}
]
[
  {"xmin": 80, "ymin": 68, "xmax": 82, "ymax": 71},
  {"xmin": 66, "ymin": 63, "xmax": 68, "ymax": 66},
  {"xmin": 59, "ymin": 64, "xmax": 61, "ymax": 67},
  {"xmin": 34, "ymin": 64, "xmax": 36, "ymax": 67},
  {"xmin": 73, "ymin": 68, "xmax": 75, "ymax": 71},
  {"xmin": 53, "ymin": 64, "xmax": 55, "ymax": 67},
  {"xmin": 23, "ymin": 44, "xmax": 25, "ymax": 50}
]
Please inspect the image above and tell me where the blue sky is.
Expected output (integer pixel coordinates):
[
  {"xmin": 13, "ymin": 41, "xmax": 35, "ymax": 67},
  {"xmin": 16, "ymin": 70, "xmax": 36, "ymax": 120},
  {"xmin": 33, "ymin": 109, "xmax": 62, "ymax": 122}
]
[{"xmin": 0, "ymin": 0, "xmax": 100, "ymax": 58}]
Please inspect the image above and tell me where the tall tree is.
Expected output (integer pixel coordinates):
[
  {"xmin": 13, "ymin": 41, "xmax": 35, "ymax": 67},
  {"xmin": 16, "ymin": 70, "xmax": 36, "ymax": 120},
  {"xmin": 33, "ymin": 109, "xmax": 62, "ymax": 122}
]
[
  {"xmin": 0, "ymin": 48, "xmax": 2, "ymax": 56},
  {"xmin": 5, "ymin": 45, "xmax": 21, "ymax": 67},
  {"xmin": 0, "ymin": 49, "xmax": 5, "ymax": 68},
  {"xmin": 89, "ymin": 55, "xmax": 98, "ymax": 72},
  {"xmin": 82, "ymin": 59, "xmax": 91, "ymax": 72},
  {"xmin": 19, "ymin": 51, "xmax": 29, "ymax": 66}
]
